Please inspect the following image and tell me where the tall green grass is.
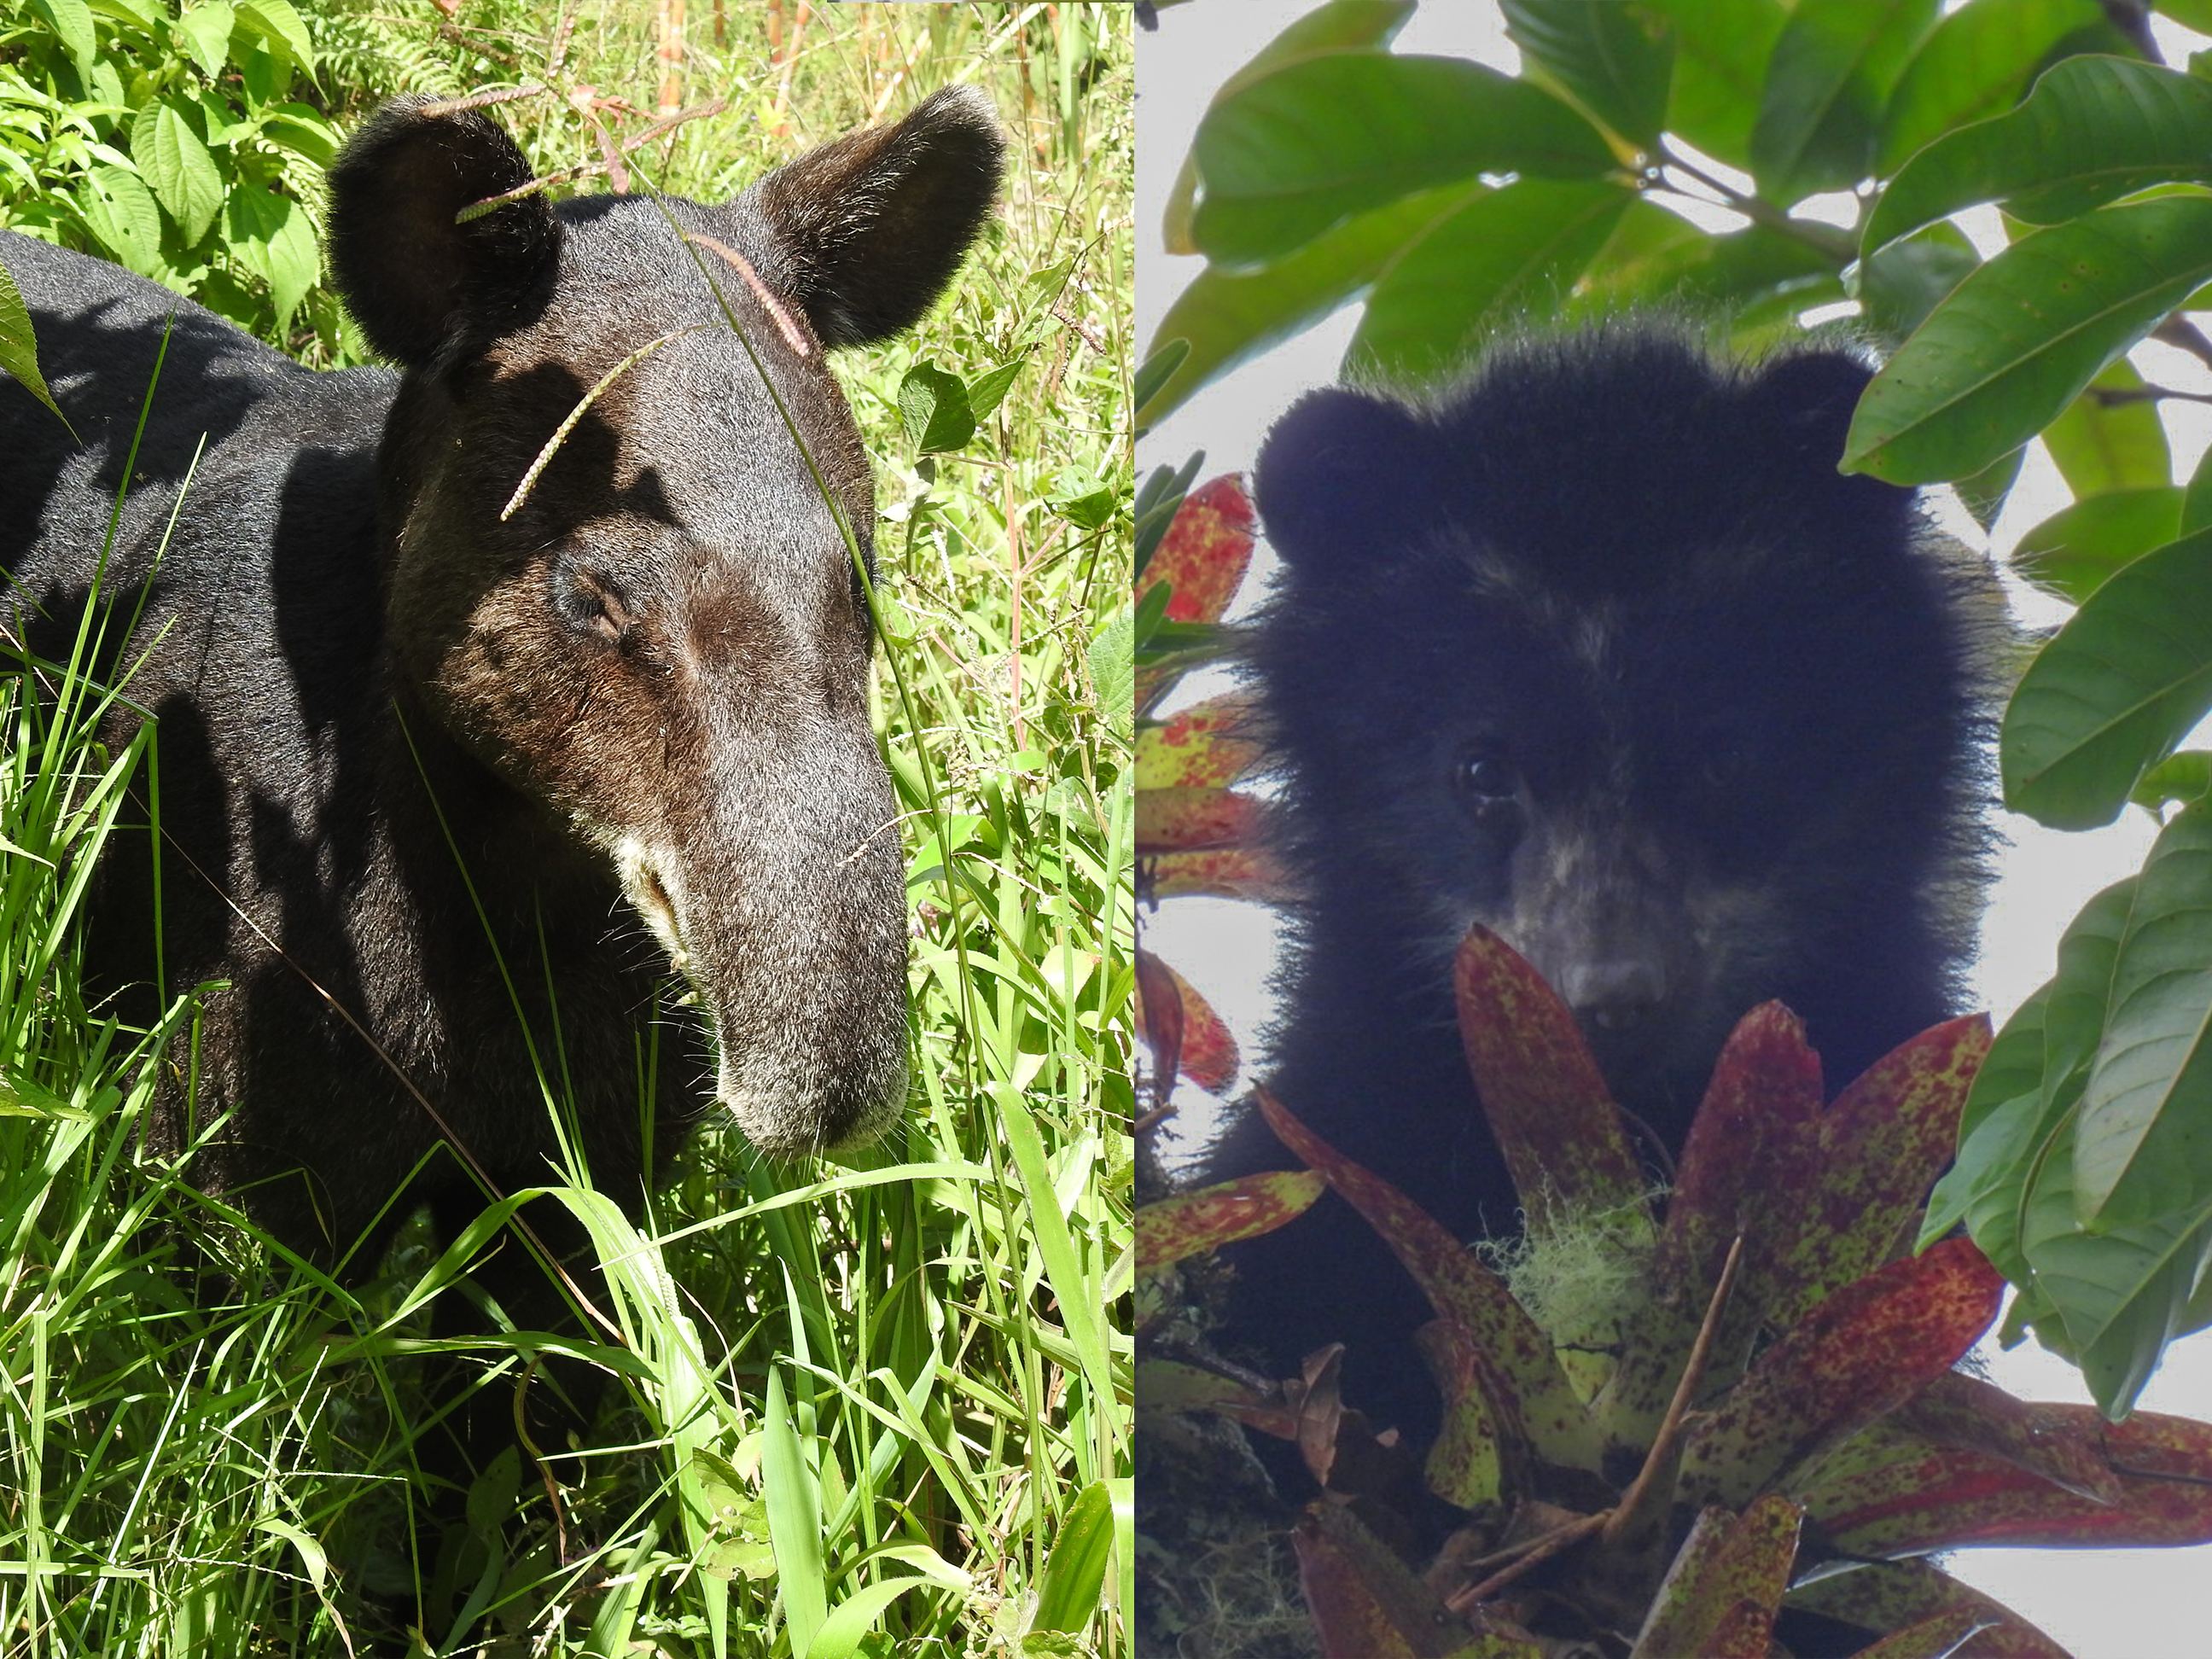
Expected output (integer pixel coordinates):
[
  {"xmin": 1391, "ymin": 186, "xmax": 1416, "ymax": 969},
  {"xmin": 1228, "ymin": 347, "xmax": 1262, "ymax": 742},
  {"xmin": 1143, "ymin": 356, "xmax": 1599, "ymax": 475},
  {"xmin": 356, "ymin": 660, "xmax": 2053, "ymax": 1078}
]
[{"xmin": 0, "ymin": 6, "xmax": 1130, "ymax": 1655}]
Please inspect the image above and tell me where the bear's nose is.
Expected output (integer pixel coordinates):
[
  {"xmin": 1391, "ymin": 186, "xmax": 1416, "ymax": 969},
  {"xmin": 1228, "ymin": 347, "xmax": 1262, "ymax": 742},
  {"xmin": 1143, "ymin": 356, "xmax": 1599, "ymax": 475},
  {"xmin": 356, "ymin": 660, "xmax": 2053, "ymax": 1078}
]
[{"xmin": 1563, "ymin": 958, "xmax": 1668, "ymax": 1035}]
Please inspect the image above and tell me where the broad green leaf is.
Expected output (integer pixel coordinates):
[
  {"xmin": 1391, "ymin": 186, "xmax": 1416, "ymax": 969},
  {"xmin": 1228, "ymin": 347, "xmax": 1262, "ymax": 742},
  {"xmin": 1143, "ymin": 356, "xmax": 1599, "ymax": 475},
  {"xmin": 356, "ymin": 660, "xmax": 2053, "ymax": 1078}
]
[
  {"xmin": 173, "ymin": 2, "xmax": 235, "ymax": 78},
  {"xmin": 963, "ymin": 359, "xmax": 1022, "ymax": 423},
  {"xmin": 762, "ymin": 1370, "xmax": 828, "ymax": 1656},
  {"xmin": 1030, "ymin": 1481, "xmax": 1112, "ymax": 1633},
  {"xmin": 1566, "ymin": 215, "xmax": 1841, "ymax": 324},
  {"xmin": 1139, "ymin": 183, "xmax": 1477, "ymax": 429},
  {"xmin": 2136, "ymin": 750, "xmax": 2212, "ymax": 813},
  {"xmin": 137, "ymin": 99, "xmax": 224, "ymax": 245},
  {"xmin": 1191, "ymin": 54, "xmax": 1615, "ymax": 267},
  {"xmin": 897, "ymin": 361, "xmax": 975, "ymax": 453},
  {"xmin": 2011, "ymin": 486, "xmax": 2180, "ymax": 603},
  {"xmin": 1502, "ymin": 0, "xmax": 1674, "ymax": 147},
  {"xmin": 2072, "ymin": 801, "xmax": 2212, "ymax": 1224},
  {"xmin": 1854, "ymin": 221, "xmax": 1977, "ymax": 346},
  {"xmin": 1953, "ymin": 444, "xmax": 2023, "ymax": 528},
  {"xmin": 2002, "ymin": 526, "xmax": 2212, "ymax": 827},
  {"xmin": 2044, "ymin": 358, "xmax": 2172, "ymax": 498},
  {"xmin": 806, "ymin": 1577, "xmax": 950, "ymax": 1659},
  {"xmin": 1749, "ymin": 0, "xmax": 1938, "ymax": 205},
  {"xmin": 259, "ymin": 102, "xmax": 341, "ymax": 167},
  {"xmin": 31, "ymin": 0, "xmax": 97, "ymax": 79},
  {"xmin": 1920, "ymin": 981, "xmax": 2056, "ymax": 1248},
  {"xmin": 235, "ymin": 0, "xmax": 314, "ymax": 73},
  {"xmin": 1636, "ymin": 0, "xmax": 1786, "ymax": 172},
  {"xmin": 0, "ymin": 258, "xmax": 76, "ymax": 438},
  {"xmin": 1843, "ymin": 195, "xmax": 2212, "ymax": 485},
  {"xmin": 2182, "ymin": 434, "xmax": 2212, "ymax": 537},
  {"xmin": 1866, "ymin": 57, "xmax": 2212, "ymax": 255},
  {"xmin": 1160, "ymin": 0, "xmax": 1415, "ymax": 254},
  {"xmin": 225, "ymin": 186, "xmax": 317, "ymax": 331},
  {"xmin": 1876, "ymin": 0, "xmax": 2109, "ymax": 173},
  {"xmin": 1346, "ymin": 178, "xmax": 1633, "ymax": 382},
  {"xmin": 77, "ymin": 165, "xmax": 163, "ymax": 278}
]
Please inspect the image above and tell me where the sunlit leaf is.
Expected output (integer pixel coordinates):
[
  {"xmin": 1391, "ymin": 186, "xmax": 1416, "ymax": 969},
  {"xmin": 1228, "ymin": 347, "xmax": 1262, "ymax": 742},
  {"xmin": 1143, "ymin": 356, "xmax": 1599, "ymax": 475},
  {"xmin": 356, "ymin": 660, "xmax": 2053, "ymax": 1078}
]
[
  {"xmin": 2011, "ymin": 486, "xmax": 2180, "ymax": 603},
  {"xmin": 1749, "ymin": 0, "xmax": 1936, "ymax": 204},
  {"xmin": 1875, "ymin": 0, "xmax": 2110, "ymax": 174},
  {"xmin": 1134, "ymin": 474, "xmax": 1256, "ymax": 624},
  {"xmin": 2041, "ymin": 358, "xmax": 2172, "ymax": 500},
  {"xmin": 1501, "ymin": 0, "xmax": 1674, "ymax": 147},
  {"xmin": 1136, "ymin": 691, "xmax": 1263, "ymax": 790}
]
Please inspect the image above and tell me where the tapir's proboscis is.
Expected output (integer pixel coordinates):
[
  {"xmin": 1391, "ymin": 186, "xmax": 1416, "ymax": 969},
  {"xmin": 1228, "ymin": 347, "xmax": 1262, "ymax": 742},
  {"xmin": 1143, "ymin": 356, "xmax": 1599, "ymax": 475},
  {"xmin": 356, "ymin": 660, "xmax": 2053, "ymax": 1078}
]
[{"xmin": 0, "ymin": 86, "xmax": 1002, "ymax": 1568}]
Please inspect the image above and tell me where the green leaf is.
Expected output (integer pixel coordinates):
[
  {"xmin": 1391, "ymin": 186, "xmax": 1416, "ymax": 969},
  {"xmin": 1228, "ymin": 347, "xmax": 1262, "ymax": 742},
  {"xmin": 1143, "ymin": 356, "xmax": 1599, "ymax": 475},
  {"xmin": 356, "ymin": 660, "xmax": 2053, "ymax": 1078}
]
[
  {"xmin": 2044, "ymin": 358, "xmax": 2173, "ymax": 498},
  {"xmin": 1346, "ymin": 178, "xmax": 1632, "ymax": 383},
  {"xmin": 235, "ymin": 0, "xmax": 313, "ymax": 73},
  {"xmin": 1051, "ymin": 469, "xmax": 1118, "ymax": 532},
  {"xmin": 806, "ymin": 1576, "xmax": 948, "ymax": 1659},
  {"xmin": 1636, "ymin": 0, "xmax": 1787, "ymax": 172},
  {"xmin": 137, "ymin": 99, "xmax": 224, "ymax": 245},
  {"xmin": 1854, "ymin": 221, "xmax": 1978, "ymax": 346},
  {"xmin": 1876, "ymin": 0, "xmax": 2108, "ymax": 174},
  {"xmin": 1139, "ymin": 183, "xmax": 1476, "ymax": 429},
  {"xmin": 31, "ymin": 0, "xmax": 98, "ymax": 80},
  {"xmin": 1921, "ymin": 982, "xmax": 2056, "ymax": 1247},
  {"xmin": 173, "ymin": 1, "xmax": 235, "ymax": 78},
  {"xmin": 897, "ymin": 361, "xmax": 975, "ymax": 453},
  {"xmin": 963, "ymin": 359, "xmax": 1022, "ymax": 423},
  {"xmin": 763, "ymin": 1369, "xmax": 828, "ymax": 1656},
  {"xmin": 2011, "ymin": 486, "xmax": 2180, "ymax": 604},
  {"xmin": 1953, "ymin": 445, "xmax": 2024, "ymax": 529},
  {"xmin": 1029, "ymin": 1481, "xmax": 1112, "ymax": 1633},
  {"xmin": 1568, "ymin": 213, "xmax": 1841, "ymax": 323},
  {"xmin": 1191, "ymin": 54, "xmax": 1615, "ymax": 267},
  {"xmin": 1866, "ymin": 57, "xmax": 2212, "ymax": 255},
  {"xmin": 1749, "ymin": 0, "xmax": 1938, "ymax": 204},
  {"xmin": 1160, "ymin": 0, "xmax": 1416, "ymax": 255},
  {"xmin": 1088, "ymin": 606, "xmax": 1133, "ymax": 742},
  {"xmin": 2002, "ymin": 526, "xmax": 2212, "ymax": 827},
  {"xmin": 2136, "ymin": 749, "xmax": 2212, "ymax": 812},
  {"xmin": 2182, "ymin": 433, "xmax": 2212, "ymax": 538},
  {"xmin": 1501, "ymin": 0, "xmax": 1675, "ymax": 147},
  {"xmin": 224, "ymin": 185, "xmax": 317, "ymax": 332},
  {"xmin": 0, "ymin": 257, "xmax": 76, "ymax": 439},
  {"xmin": 77, "ymin": 165, "xmax": 164, "ymax": 278},
  {"xmin": 1843, "ymin": 195, "xmax": 2212, "ymax": 485},
  {"xmin": 2072, "ymin": 800, "xmax": 2212, "ymax": 1224}
]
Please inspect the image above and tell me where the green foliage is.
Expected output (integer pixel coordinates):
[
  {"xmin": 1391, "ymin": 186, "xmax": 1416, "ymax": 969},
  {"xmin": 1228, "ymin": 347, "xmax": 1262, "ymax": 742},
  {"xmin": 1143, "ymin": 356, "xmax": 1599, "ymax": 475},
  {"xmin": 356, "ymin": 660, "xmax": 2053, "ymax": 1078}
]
[
  {"xmin": 0, "ymin": 3, "xmax": 1131, "ymax": 1654},
  {"xmin": 1146, "ymin": 0, "xmax": 2212, "ymax": 1417}
]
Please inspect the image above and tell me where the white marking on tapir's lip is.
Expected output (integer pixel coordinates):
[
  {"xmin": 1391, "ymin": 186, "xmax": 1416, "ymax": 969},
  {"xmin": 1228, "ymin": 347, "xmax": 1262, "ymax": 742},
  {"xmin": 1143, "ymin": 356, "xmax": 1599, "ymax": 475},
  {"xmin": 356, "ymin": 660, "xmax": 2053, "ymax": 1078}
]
[{"xmin": 614, "ymin": 834, "xmax": 688, "ymax": 967}]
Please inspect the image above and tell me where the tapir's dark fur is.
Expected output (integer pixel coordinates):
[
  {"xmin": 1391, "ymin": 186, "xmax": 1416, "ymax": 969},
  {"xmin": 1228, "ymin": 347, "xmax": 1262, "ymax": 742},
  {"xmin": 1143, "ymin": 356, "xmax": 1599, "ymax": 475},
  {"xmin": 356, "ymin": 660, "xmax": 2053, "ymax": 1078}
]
[{"xmin": 0, "ymin": 89, "xmax": 1000, "ymax": 1511}]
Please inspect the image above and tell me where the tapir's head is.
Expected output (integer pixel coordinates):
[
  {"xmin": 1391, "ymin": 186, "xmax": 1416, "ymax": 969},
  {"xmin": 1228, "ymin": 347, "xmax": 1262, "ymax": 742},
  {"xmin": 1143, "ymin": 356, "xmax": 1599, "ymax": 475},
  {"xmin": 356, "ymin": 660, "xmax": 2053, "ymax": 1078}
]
[{"xmin": 324, "ymin": 90, "xmax": 1002, "ymax": 1157}]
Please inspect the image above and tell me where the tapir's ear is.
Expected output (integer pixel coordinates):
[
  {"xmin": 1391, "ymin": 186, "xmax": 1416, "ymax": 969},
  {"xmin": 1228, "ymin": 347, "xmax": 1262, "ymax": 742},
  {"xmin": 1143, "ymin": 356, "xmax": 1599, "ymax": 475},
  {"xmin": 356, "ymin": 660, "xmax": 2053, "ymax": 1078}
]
[
  {"xmin": 327, "ymin": 95, "xmax": 562, "ymax": 366},
  {"xmin": 745, "ymin": 86, "xmax": 1004, "ymax": 349},
  {"xmin": 1255, "ymin": 387, "xmax": 1438, "ymax": 570}
]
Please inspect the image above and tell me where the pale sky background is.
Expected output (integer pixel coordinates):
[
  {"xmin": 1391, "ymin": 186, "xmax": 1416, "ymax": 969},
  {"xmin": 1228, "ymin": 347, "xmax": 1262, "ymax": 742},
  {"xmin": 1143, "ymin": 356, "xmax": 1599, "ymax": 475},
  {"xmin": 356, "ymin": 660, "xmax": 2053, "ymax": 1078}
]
[{"xmin": 1137, "ymin": 4, "xmax": 2212, "ymax": 1653}]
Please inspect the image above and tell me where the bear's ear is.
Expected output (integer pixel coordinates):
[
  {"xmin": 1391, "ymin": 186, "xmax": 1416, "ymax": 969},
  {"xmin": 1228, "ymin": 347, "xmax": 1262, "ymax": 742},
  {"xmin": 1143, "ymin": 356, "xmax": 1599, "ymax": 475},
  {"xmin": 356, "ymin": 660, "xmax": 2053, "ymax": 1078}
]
[
  {"xmin": 1255, "ymin": 387, "xmax": 1435, "ymax": 568},
  {"xmin": 743, "ymin": 87, "xmax": 1004, "ymax": 350},
  {"xmin": 327, "ymin": 95, "xmax": 561, "ymax": 367}
]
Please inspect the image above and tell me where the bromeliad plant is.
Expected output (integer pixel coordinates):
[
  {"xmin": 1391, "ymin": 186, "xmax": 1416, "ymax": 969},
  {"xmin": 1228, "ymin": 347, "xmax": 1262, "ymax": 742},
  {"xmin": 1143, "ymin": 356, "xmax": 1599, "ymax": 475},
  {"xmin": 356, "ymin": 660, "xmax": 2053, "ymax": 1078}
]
[{"xmin": 1139, "ymin": 927, "xmax": 2212, "ymax": 1657}]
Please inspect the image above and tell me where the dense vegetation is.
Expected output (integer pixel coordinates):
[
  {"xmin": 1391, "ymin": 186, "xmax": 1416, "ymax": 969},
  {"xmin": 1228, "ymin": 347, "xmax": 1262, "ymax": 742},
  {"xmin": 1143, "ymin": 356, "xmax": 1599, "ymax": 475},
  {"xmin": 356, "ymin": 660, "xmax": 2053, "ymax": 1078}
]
[{"xmin": 0, "ymin": 3, "xmax": 1132, "ymax": 1655}]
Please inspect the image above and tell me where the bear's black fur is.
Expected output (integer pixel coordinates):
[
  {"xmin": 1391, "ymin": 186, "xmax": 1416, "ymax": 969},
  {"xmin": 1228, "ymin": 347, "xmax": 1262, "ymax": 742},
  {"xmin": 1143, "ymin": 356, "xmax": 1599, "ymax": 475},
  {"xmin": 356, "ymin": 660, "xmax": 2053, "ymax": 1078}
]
[{"xmin": 1202, "ymin": 327, "xmax": 1992, "ymax": 1452}]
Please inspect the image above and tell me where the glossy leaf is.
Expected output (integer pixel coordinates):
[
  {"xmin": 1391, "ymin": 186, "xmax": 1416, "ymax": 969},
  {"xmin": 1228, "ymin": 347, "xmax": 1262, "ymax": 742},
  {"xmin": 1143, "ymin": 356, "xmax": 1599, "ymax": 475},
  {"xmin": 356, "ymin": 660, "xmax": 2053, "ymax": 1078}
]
[
  {"xmin": 1141, "ymin": 183, "xmax": 1477, "ymax": 428},
  {"xmin": 2010, "ymin": 486, "xmax": 2180, "ymax": 604},
  {"xmin": 1854, "ymin": 222, "xmax": 1979, "ymax": 346},
  {"xmin": 1630, "ymin": 1496, "xmax": 1799, "ymax": 1659},
  {"xmin": 1136, "ymin": 692, "xmax": 1263, "ymax": 790},
  {"xmin": 1680, "ymin": 1239, "xmax": 2002, "ymax": 1505},
  {"xmin": 2042, "ymin": 358, "xmax": 2173, "ymax": 498},
  {"xmin": 2002, "ymin": 526, "xmax": 2212, "ymax": 826},
  {"xmin": 1749, "ymin": 0, "xmax": 1936, "ymax": 204},
  {"xmin": 137, "ymin": 99, "xmax": 224, "ymax": 245},
  {"xmin": 1875, "ymin": 0, "xmax": 2108, "ymax": 174},
  {"xmin": 1192, "ymin": 55, "xmax": 1615, "ymax": 267},
  {"xmin": 2071, "ymin": 800, "xmax": 2212, "ymax": 1222},
  {"xmin": 1566, "ymin": 216, "xmax": 1842, "ymax": 326},
  {"xmin": 0, "ymin": 258, "xmax": 73, "ymax": 438},
  {"xmin": 1452, "ymin": 927, "xmax": 1648, "ymax": 1226},
  {"xmin": 1159, "ymin": 0, "xmax": 1417, "ymax": 254},
  {"xmin": 1788, "ymin": 1560, "xmax": 2069, "ymax": 1659},
  {"xmin": 1845, "ymin": 197, "xmax": 2212, "ymax": 485},
  {"xmin": 1866, "ymin": 56, "xmax": 2212, "ymax": 254},
  {"xmin": 1134, "ymin": 474, "xmax": 1256, "ymax": 625},
  {"xmin": 1133, "ymin": 952, "xmax": 1241, "ymax": 1095},
  {"xmin": 1144, "ymin": 847, "xmax": 1294, "ymax": 904},
  {"xmin": 1134, "ymin": 787, "xmax": 1263, "ymax": 855},
  {"xmin": 1254, "ymin": 1089, "xmax": 1603, "ymax": 1472},
  {"xmin": 1809, "ymin": 1407, "xmax": 2212, "ymax": 1555},
  {"xmin": 1500, "ymin": 0, "xmax": 1674, "ymax": 147},
  {"xmin": 1346, "ymin": 179, "xmax": 1633, "ymax": 382},
  {"xmin": 1638, "ymin": 0, "xmax": 1786, "ymax": 171}
]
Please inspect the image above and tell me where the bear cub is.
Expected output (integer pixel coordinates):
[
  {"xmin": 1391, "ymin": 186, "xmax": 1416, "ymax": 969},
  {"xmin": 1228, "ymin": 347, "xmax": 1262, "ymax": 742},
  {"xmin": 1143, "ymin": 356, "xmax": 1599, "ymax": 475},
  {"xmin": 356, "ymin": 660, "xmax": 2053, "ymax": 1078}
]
[{"xmin": 1202, "ymin": 327, "xmax": 1993, "ymax": 1451}]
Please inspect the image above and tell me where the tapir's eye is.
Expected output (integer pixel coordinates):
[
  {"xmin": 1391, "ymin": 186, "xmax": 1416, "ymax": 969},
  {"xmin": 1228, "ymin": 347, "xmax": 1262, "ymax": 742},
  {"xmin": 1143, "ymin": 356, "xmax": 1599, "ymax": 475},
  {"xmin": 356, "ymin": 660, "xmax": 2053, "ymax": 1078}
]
[{"xmin": 553, "ymin": 567, "xmax": 635, "ymax": 645}]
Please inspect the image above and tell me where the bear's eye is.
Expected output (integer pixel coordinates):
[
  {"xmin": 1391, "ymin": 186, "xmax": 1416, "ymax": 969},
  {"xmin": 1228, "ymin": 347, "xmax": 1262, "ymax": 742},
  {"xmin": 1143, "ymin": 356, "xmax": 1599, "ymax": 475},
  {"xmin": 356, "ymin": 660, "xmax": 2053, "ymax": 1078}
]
[
  {"xmin": 1455, "ymin": 753, "xmax": 1519, "ymax": 806},
  {"xmin": 554, "ymin": 567, "xmax": 635, "ymax": 645}
]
